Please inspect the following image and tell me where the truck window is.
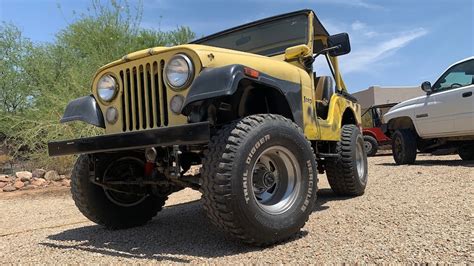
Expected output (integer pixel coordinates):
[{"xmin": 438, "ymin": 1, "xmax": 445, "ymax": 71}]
[{"xmin": 432, "ymin": 59, "xmax": 474, "ymax": 92}]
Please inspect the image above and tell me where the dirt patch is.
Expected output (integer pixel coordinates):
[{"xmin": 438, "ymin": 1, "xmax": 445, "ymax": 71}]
[{"xmin": 0, "ymin": 154, "xmax": 472, "ymax": 263}]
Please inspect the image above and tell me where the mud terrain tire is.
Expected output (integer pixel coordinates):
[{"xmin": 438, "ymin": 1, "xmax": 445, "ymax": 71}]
[
  {"xmin": 71, "ymin": 155, "xmax": 166, "ymax": 229},
  {"xmin": 201, "ymin": 114, "xmax": 318, "ymax": 246},
  {"xmin": 458, "ymin": 144, "xmax": 474, "ymax": 161},
  {"xmin": 392, "ymin": 129, "xmax": 417, "ymax": 165},
  {"xmin": 326, "ymin": 125, "xmax": 368, "ymax": 196}
]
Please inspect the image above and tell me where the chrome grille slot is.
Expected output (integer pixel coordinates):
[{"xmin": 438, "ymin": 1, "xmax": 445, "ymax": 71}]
[{"xmin": 119, "ymin": 60, "xmax": 169, "ymax": 132}]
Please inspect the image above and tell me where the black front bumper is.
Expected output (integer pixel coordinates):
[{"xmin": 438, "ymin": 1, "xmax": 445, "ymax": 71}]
[{"xmin": 48, "ymin": 122, "xmax": 210, "ymax": 157}]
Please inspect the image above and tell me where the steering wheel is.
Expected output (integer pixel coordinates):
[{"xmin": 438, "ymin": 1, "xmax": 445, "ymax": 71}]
[{"xmin": 451, "ymin": 83, "xmax": 463, "ymax": 89}]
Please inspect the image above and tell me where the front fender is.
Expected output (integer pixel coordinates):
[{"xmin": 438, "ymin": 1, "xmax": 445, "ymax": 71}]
[
  {"xmin": 60, "ymin": 95, "xmax": 105, "ymax": 128},
  {"xmin": 183, "ymin": 64, "xmax": 246, "ymax": 107},
  {"xmin": 182, "ymin": 64, "xmax": 303, "ymax": 127}
]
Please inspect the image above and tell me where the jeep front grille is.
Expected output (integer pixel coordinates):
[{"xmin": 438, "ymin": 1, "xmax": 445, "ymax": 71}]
[{"xmin": 119, "ymin": 60, "xmax": 169, "ymax": 132}]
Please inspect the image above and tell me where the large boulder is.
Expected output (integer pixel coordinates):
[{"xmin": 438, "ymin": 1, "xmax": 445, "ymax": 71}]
[
  {"xmin": 44, "ymin": 170, "xmax": 61, "ymax": 181},
  {"xmin": 32, "ymin": 169, "xmax": 47, "ymax": 179},
  {"xmin": 61, "ymin": 179, "xmax": 71, "ymax": 187},
  {"xmin": 13, "ymin": 180, "xmax": 25, "ymax": 189},
  {"xmin": 2, "ymin": 185, "xmax": 16, "ymax": 192},
  {"xmin": 16, "ymin": 171, "xmax": 32, "ymax": 182},
  {"xmin": 52, "ymin": 181, "xmax": 63, "ymax": 187},
  {"xmin": 22, "ymin": 184, "xmax": 37, "ymax": 190},
  {"xmin": 0, "ymin": 175, "xmax": 10, "ymax": 182},
  {"xmin": 31, "ymin": 178, "xmax": 47, "ymax": 187}
]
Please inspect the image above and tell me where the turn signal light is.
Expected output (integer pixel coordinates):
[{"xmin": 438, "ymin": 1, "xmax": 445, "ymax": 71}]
[{"xmin": 244, "ymin": 67, "xmax": 260, "ymax": 79}]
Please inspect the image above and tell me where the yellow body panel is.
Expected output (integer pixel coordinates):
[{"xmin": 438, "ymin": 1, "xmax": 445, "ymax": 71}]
[
  {"xmin": 92, "ymin": 11, "xmax": 362, "ymax": 142},
  {"xmin": 317, "ymin": 95, "xmax": 361, "ymax": 141},
  {"xmin": 93, "ymin": 48, "xmax": 202, "ymax": 134}
]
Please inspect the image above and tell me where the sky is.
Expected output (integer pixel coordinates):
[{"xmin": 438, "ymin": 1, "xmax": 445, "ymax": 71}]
[{"xmin": 1, "ymin": 0, "xmax": 473, "ymax": 92}]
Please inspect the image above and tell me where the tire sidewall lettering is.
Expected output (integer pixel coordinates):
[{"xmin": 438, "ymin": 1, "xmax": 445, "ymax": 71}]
[
  {"xmin": 242, "ymin": 134, "xmax": 270, "ymax": 204},
  {"xmin": 236, "ymin": 126, "xmax": 317, "ymax": 230}
]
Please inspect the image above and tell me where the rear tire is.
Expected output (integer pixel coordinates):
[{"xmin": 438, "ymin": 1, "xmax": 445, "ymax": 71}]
[
  {"xmin": 458, "ymin": 144, "xmax": 474, "ymax": 161},
  {"xmin": 201, "ymin": 114, "xmax": 318, "ymax": 246},
  {"xmin": 71, "ymin": 155, "xmax": 167, "ymax": 229},
  {"xmin": 363, "ymin": 135, "xmax": 378, "ymax": 156},
  {"xmin": 326, "ymin": 125, "xmax": 368, "ymax": 196},
  {"xmin": 392, "ymin": 129, "xmax": 417, "ymax": 165}
]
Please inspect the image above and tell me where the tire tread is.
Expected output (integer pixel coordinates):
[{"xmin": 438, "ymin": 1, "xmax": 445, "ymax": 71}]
[{"xmin": 201, "ymin": 114, "xmax": 317, "ymax": 246}]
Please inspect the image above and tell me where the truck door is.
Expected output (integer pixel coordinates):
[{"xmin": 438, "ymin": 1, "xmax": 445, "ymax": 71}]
[{"xmin": 421, "ymin": 59, "xmax": 474, "ymax": 137}]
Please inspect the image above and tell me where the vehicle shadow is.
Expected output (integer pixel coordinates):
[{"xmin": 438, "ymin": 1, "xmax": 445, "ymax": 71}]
[
  {"xmin": 41, "ymin": 196, "xmax": 325, "ymax": 262},
  {"xmin": 376, "ymin": 159, "xmax": 473, "ymax": 167},
  {"xmin": 42, "ymin": 200, "xmax": 255, "ymax": 262},
  {"xmin": 315, "ymin": 188, "xmax": 351, "ymax": 211},
  {"xmin": 370, "ymin": 153, "xmax": 392, "ymax": 157},
  {"xmin": 41, "ymin": 188, "xmax": 347, "ymax": 261}
]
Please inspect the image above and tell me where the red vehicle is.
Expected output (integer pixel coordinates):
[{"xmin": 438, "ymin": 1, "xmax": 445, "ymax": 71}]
[{"xmin": 362, "ymin": 103, "xmax": 397, "ymax": 156}]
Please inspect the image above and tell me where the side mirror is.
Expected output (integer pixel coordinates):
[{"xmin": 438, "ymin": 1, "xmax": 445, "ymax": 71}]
[
  {"xmin": 285, "ymin": 44, "xmax": 311, "ymax": 60},
  {"xmin": 421, "ymin": 81, "xmax": 432, "ymax": 93},
  {"xmin": 327, "ymin": 33, "xmax": 351, "ymax": 57}
]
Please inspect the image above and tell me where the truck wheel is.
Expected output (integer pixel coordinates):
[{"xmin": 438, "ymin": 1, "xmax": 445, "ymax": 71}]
[
  {"xmin": 392, "ymin": 129, "xmax": 417, "ymax": 165},
  {"xmin": 71, "ymin": 155, "xmax": 167, "ymax": 229},
  {"xmin": 201, "ymin": 114, "xmax": 318, "ymax": 246},
  {"xmin": 326, "ymin": 125, "xmax": 368, "ymax": 196},
  {"xmin": 363, "ymin": 135, "xmax": 378, "ymax": 156},
  {"xmin": 458, "ymin": 145, "xmax": 474, "ymax": 161}
]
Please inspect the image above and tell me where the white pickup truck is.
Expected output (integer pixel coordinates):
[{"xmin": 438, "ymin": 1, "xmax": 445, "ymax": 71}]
[{"xmin": 384, "ymin": 57, "xmax": 474, "ymax": 164}]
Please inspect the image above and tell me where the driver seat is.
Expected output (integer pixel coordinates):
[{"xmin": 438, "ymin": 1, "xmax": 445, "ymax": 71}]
[{"xmin": 314, "ymin": 74, "xmax": 335, "ymax": 119}]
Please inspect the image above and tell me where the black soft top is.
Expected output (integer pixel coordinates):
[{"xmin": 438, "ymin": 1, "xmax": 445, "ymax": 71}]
[{"xmin": 191, "ymin": 9, "xmax": 330, "ymax": 45}]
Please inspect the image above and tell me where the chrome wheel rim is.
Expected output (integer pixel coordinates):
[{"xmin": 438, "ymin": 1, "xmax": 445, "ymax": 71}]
[
  {"xmin": 250, "ymin": 146, "xmax": 301, "ymax": 215},
  {"xmin": 355, "ymin": 140, "xmax": 367, "ymax": 183}
]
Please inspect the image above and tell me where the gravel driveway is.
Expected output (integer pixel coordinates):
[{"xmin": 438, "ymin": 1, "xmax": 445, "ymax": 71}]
[{"xmin": 0, "ymin": 154, "xmax": 472, "ymax": 264}]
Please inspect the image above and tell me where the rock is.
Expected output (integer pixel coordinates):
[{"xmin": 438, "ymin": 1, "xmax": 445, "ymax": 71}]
[
  {"xmin": 32, "ymin": 169, "xmax": 46, "ymax": 178},
  {"xmin": 13, "ymin": 180, "xmax": 25, "ymax": 189},
  {"xmin": 44, "ymin": 170, "xmax": 61, "ymax": 181},
  {"xmin": 16, "ymin": 171, "xmax": 32, "ymax": 182},
  {"xmin": 0, "ymin": 175, "xmax": 11, "ymax": 182},
  {"xmin": 0, "ymin": 181, "xmax": 7, "ymax": 188},
  {"xmin": 22, "ymin": 184, "xmax": 38, "ymax": 190},
  {"xmin": 52, "ymin": 181, "xmax": 63, "ymax": 187},
  {"xmin": 31, "ymin": 178, "xmax": 47, "ymax": 187},
  {"xmin": 59, "ymin": 175, "xmax": 66, "ymax": 180},
  {"xmin": 61, "ymin": 179, "xmax": 71, "ymax": 187},
  {"xmin": 2, "ymin": 185, "xmax": 16, "ymax": 192}
]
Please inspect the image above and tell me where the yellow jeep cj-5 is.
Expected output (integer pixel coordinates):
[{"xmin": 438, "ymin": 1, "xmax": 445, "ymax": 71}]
[{"xmin": 49, "ymin": 10, "xmax": 368, "ymax": 246}]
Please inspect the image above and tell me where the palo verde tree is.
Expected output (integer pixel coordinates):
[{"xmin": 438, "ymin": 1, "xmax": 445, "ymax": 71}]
[{"xmin": 0, "ymin": 0, "xmax": 195, "ymax": 171}]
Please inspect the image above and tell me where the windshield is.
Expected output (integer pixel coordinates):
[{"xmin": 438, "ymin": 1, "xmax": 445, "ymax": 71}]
[{"xmin": 193, "ymin": 14, "xmax": 309, "ymax": 56}]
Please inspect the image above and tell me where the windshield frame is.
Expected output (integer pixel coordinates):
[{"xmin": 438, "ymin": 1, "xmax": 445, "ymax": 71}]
[{"xmin": 191, "ymin": 10, "xmax": 328, "ymax": 57}]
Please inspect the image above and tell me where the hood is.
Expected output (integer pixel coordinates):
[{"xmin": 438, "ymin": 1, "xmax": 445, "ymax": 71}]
[
  {"xmin": 96, "ymin": 44, "xmax": 302, "ymax": 84},
  {"xmin": 391, "ymin": 95, "xmax": 426, "ymax": 110},
  {"xmin": 384, "ymin": 94, "xmax": 426, "ymax": 119}
]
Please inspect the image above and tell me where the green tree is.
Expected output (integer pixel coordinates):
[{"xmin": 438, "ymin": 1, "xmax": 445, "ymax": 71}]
[
  {"xmin": 0, "ymin": 23, "xmax": 34, "ymax": 114},
  {"xmin": 0, "ymin": 0, "xmax": 195, "ymax": 171}
]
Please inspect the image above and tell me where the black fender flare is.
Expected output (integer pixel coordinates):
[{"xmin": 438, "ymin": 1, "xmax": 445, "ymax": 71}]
[
  {"xmin": 182, "ymin": 64, "xmax": 303, "ymax": 127},
  {"xmin": 60, "ymin": 95, "xmax": 105, "ymax": 128}
]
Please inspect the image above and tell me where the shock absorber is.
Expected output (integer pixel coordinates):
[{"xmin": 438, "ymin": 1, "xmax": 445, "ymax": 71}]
[{"xmin": 169, "ymin": 145, "xmax": 182, "ymax": 179}]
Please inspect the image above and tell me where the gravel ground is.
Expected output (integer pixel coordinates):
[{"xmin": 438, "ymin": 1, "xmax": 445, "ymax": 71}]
[{"xmin": 0, "ymin": 154, "xmax": 472, "ymax": 264}]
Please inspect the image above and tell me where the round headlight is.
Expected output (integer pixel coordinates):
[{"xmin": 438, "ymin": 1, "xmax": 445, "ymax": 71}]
[
  {"xmin": 97, "ymin": 75, "xmax": 118, "ymax": 102},
  {"xmin": 165, "ymin": 54, "xmax": 193, "ymax": 90}
]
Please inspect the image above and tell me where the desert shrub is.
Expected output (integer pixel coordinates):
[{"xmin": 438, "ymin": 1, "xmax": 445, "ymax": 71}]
[{"xmin": 0, "ymin": 0, "xmax": 195, "ymax": 172}]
